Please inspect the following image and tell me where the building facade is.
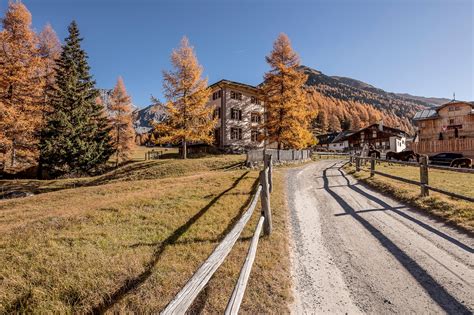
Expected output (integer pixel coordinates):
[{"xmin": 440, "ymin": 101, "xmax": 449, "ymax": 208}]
[
  {"xmin": 343, "ymin": 123, "xmax": 407, "ymax": 153},
  {"xmin": 411, "ymin": 100, "xmax": 474, "ymax": 157},
  {"xmin": 413, "ymin": 101, "xmax": 474, "ymax": 141},
  {"xmin": 208, "ymin": 80, "xmax": 265, "ymax": 151}
]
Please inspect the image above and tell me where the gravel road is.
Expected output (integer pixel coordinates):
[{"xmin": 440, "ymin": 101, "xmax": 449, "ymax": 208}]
[{"xmin": 287, "ymin": 160, "xmax": 473, "ymax": 314}]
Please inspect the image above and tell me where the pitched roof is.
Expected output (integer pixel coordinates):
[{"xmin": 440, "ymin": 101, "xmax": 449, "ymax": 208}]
[
  {"xmin": 413, "ymin": 108, "xmax": 438, "ymax": 120},
  {"xmin": 413, "ymin": 100, "xmax": 474, "ymax": 121},
  {"xmin": 209, "ymin": 79, "xmax": 259, "ymax": 92},
  {"xmin": 316, "ymin": 132, "xmax": 339, "ymax": 145},
  {"xmin": 347, "ymin": 123, "xmax": 408, "ymax": 138},
  {"xmin": 331, "ymin": 130, "xmax": 355, "ymax": 143}
]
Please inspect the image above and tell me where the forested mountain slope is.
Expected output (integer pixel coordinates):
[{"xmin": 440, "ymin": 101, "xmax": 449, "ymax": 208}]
[{"xmin": 301, "ymin": 65, "xmax": 449, "ymax": 134}]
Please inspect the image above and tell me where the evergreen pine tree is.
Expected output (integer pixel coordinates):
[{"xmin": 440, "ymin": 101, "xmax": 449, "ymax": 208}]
[{"xmin": 40, "ymin": 21, "xmax": 114, "ymax": 177}]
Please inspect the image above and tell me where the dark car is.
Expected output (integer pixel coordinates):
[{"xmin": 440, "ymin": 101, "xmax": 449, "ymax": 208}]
[{"xmin": 428, "ymin": 152, "xmax": 464, "ymax": 166}]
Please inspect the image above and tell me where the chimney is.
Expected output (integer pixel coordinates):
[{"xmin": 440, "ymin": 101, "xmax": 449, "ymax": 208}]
[{"xmin": 378, "ymin": 120, "xmax": 383, "ymax": 131}]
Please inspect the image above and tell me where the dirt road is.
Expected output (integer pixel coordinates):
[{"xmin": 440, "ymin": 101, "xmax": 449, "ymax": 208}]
[{"xmin": 287, "ymin": 160, "xmax": 473, "ymax": 314}]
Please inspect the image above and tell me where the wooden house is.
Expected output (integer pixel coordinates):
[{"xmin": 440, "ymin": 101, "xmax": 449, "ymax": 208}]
[
  {"xmin": 343, "ymin": 123, "xmax": 408, "ymax": 153},
  {"xmin": 411, "ymin": 101, "xmax": 474, "ymax": 157}
]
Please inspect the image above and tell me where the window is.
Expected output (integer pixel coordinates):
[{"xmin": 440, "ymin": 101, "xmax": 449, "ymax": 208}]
[
  {"xmin": 449, "ymin": 118, "xmax": 455, "ymax": 125},
  {"xmin": 251, "ymin": 112, "xmax": 261, "ymax": 123},
  {"xmin": 213, "ymin": 107, "xmax": 221, "ymax": 119},
  {"xmin": 251, "ymin": 129, "xmax": 259, "ymax": 142},
  {"xmin": 212, "ymin": 90, "xmax": 222, "ymax": 100},
  {"xmin": 230, "ymin": 91, "xmax": 242, "ymax": 100},
  {"xmin": 231, "ymin": 108, "xmax": 242, "ymax": 120},
  {"xmin": 231, "ymin": 128, "xmax": 243, "ymax": 140},
  {"xmin": 250, "ymin": 96, "xmax": 261, "ymax": 105},
  {"xmin": 372, "ymin": 130, "xmax": 377, "ymax": 138},
  {"xmin": 448, "ymin": 106, "xmax": 460, "ymax": 112}
]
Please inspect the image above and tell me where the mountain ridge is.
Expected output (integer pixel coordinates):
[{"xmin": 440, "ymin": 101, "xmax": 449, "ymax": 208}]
[{"xmin": 133, "ymin": 66, "xmax": 458, "ymax": 134}]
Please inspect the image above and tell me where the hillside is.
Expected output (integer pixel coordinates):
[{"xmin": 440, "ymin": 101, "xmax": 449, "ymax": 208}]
[
  {"xmin": 133, "ymin": 66, "xmax": 453, "ymax": 135},
  {"xmin": 330, "ymin": 76, "xmax": 449, "ymax": 107},
  {"xmin": 301, "ymin": 66, "xmax": 445, "ymax": 134}
]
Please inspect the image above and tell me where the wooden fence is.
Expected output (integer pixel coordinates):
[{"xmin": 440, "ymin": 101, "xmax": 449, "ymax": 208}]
[
  {"xmin": 351, "ymin": 155, "xmax": 474, "ymax": 203},
  {"xmin": 145, "ymin": 150, "xmax": 163, "ymax": 160},
  {"xmin": 246, "ymin": 149, "xmax": 310, "ymax": 166},
  {"xmin": 161, "ymin": 154, "xmax": 274, "ymax": 315},
  {"xmin": 409, "ymin": 138, "xmax": 474, "ymax": 158}
]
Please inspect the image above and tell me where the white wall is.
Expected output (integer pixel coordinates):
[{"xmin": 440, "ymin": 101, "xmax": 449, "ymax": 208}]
[{"xmin": 389, "ymin": 136, "xmax": 406, "ymax": 152}]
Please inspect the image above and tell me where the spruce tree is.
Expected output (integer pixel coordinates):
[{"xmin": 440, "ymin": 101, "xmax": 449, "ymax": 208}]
[{"xmin": 40, "ymin": 21, "xmax": 114, "ymax": 177}]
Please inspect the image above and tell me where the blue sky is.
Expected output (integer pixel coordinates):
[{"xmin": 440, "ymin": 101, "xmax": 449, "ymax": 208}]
[{"xmin": 1, "ymin": 0, "xmax": 472, "ymax": 107}]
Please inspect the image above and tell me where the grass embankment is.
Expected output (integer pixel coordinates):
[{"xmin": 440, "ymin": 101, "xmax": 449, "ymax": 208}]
[
  {"xmin": 127, "ymin": 146, "xmax": 179, "ymax": 162},
  {"xmin": 0, "ymin": 156, "xmax": 291, "ymax": 313},
  {"xmin": 345, "ymin": 162, "xmax": 474, "ymax": 233},
  {"xmin": 0, "ymin": 154, "xmax": 243, "ymax": 197}
]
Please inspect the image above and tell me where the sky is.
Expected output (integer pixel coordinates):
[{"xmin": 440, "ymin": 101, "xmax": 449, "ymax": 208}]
[{"xmin": 1, "ymin": 0, "xmax": 472, "ymax": 107}]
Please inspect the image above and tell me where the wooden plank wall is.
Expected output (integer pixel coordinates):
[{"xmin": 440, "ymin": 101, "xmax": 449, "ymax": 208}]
[{"xmin": 409, "ymin": 138, "xmax": 474, "ymax": 157}]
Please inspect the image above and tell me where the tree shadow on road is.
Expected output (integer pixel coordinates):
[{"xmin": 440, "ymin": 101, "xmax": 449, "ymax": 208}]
[
  {"xmin": 335, "ymin": 165, "xmax": 473, "ymax": 254},
  {"xmin": 322, "ymin": 165, "xmax": 470, "ymax": 314}
]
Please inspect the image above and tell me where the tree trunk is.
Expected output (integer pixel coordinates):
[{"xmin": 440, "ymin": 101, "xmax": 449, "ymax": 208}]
[
  {"xmin": 277, "ymin": 141, "xmax": 281, "ymax": 161},
  {"xmin": 115, "ymin": 125, "xmax": 120, "ymax": 168},
  {"xmin": 11, "ymin": 139, "xmax": 16, "ymax": 167},
  {"xmin": 37, "ymin": 157, "xmax": 43, "ymax": 179},
  {"xmin": 182, "ymin": 139, "xmax": 187, "ymax": 159}
]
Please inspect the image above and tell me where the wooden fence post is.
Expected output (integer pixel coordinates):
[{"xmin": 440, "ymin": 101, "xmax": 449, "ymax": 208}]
[
  {"xmin": 356, "ymin": 157, "xmax": 360, "ymax": 171},
  {"xmin": 265, "ymin": 154, "xmax": 273, "ymax": 193},
  {"xmin": 420, "ymin": 155, "xmax": 429, "ymax": 196},
  {"xmin": 259, "ymin": 169, "xmax": 272, "ymax": 235},
  {"xmin": 370, "ymin": 155, "xmax": 375, "ymax": 177}
]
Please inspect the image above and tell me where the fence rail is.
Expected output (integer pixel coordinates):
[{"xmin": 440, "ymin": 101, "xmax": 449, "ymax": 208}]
[
  {"xmin": 409, "ymin": 138, "xmax": 474, "ymax": 157},
  {"xmin": 246, "ymin": 149, "xmax": 310, "ymax": 165},
  {"xmin": 350, "ymin": 156, "xmax": 474, "ymax": 174},
  {"xmin": 162, "ymin": 154, "xmax": 274, "ymax": 315},
  {"xmin": 351, "ymin": 155, "xmax": 473, "ymax": 203}
]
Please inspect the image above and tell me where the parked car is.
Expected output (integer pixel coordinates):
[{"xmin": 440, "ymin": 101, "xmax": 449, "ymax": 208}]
[{"xmin": 428, "ymin": 152, "xmax": 464, "ymax": 166}]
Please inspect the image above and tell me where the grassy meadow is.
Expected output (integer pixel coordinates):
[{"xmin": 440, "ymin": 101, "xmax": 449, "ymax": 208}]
[
  {"xmin": 0, "ymin": 151, "xmax": 244, "ymax": 197},
  {"xmin": 0, "ymin": 153, "xmax": 292, "ymax": 313},
  {"xmin": 345, "ymin": 162, "xmax": 474, "ymax": 233}
]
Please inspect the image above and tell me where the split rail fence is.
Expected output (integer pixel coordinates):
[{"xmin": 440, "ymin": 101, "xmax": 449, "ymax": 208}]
[
  {"xmin": 351, "ymin": 155, "xmax": 474, "ymax": 203},
  {"xmin": 246, "ymin": 149, "xmax": 310, "ymax": 166},
  {"xmin": 161, "ymin": 154, "xmax": 274, "ymax": 315}
]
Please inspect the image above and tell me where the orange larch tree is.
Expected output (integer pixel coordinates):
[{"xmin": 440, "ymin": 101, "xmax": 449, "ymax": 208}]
[
  {"xmin": 261, "ymin": 33, "xmax": 315, "ymax": 150},
  {"xmin": 0, "ymin": 1, "xmax": 44, "ymax": 169},
  {"xmin": 156, "ymin": 36, "xmax": 214, "ymax": 159},
  {"xmin": 108, "ymin": 77, "xmax": 136, "ymax": 166},
  {"xmin": 38, "ymin": 23, "xmax": 61, "ymax": 114}
]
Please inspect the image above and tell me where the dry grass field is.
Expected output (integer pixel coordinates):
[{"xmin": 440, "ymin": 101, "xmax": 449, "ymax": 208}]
[
  {"xmin": 0, "ymin": 154, "xmax": 244, "ymax": 197},
  {"xmin": 128, "ymin": 145, "xmax": 179, "ymax": 161},
  {"xmin": 345, "ymin": 162, "xmax": 474, "ymax": 233},
  {"xmin": 0, "ymin": 155, "xmax": 292, "ymax": 313}
]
